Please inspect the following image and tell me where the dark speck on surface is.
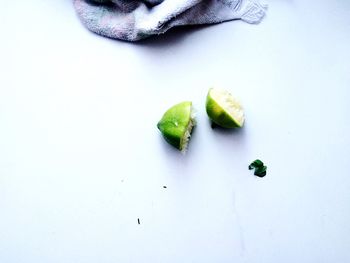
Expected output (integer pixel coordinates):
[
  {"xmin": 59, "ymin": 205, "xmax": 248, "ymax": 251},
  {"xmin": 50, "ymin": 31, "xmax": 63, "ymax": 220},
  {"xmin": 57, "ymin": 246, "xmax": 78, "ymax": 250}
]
[{"xmin": 137, "ymin": 218, "xmax": 140, "ymax": 225}]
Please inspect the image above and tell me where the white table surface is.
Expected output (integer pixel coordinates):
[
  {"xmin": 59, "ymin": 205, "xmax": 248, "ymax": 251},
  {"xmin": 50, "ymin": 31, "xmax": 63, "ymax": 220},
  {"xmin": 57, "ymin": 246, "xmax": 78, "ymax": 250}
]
[{"xmin": 1, "ymin": 1, "xmax": 350, "ymax": 262}]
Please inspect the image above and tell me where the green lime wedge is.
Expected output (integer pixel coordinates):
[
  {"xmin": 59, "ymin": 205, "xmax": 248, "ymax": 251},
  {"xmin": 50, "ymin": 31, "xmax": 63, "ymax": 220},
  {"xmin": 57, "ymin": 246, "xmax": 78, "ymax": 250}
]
[
  {"xmin": 157, "ymin": 101, "xmax": 196, "ymax": 153},
  {"xmin": 205, "ymin": 88, "xmax": 245, "ymax": 128}
]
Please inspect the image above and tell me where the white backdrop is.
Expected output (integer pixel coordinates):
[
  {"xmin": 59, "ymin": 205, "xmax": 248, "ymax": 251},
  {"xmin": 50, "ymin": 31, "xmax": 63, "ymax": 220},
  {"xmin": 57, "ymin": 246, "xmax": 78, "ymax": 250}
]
[{"xmin": 1, "ymin": 0, "xmax": 350, "ymax": 262}]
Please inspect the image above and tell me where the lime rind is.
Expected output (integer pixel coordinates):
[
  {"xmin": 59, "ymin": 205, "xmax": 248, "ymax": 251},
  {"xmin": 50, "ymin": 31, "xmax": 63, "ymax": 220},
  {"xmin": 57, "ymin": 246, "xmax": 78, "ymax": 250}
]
[
  {"xmin": 157, "ymin": 101, "xmax": 196, "ymax": 153},
  {"xmin": 206, "ymin": 88, "xmax": 245, "ymax": 128}
]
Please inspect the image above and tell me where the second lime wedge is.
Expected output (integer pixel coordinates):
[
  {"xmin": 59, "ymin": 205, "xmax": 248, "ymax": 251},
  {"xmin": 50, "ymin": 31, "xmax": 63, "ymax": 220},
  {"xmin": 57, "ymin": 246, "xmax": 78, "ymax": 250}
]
[{"xmin": 206, "ymin": 88, "xmax": 245, "ymax": 128}]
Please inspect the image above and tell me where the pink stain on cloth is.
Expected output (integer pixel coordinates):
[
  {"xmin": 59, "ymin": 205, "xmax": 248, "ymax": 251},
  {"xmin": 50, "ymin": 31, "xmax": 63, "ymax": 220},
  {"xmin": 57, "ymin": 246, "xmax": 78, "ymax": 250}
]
[{"xmin": 74, "ymin": 0, "xmax": 267, "ymax": 41}]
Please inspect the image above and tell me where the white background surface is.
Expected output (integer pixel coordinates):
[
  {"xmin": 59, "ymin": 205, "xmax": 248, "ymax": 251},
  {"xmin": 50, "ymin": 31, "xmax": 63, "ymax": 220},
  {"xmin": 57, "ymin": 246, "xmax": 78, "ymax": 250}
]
[{"xmin": 1, "ymin": 0, "xmax": 350, "ymax": 262}]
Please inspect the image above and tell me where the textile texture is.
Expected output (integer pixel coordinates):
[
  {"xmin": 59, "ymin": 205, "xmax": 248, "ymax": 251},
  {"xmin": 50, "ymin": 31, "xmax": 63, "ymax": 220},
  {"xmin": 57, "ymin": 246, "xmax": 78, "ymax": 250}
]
[{"xmin": 74, "ymin": 0, "xmax": 267, "ymax": 41}]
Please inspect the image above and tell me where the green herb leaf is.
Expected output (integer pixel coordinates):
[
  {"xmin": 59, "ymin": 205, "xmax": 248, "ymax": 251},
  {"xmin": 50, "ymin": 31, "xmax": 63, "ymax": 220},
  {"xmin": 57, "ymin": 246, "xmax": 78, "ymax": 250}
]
[
  {"xmin": 255, "ymin": 171, "xmax": 266, "ymax": 177},
  {"xmin": 249, "ymin": 160, "xmax": 267, "ymax": 177},
  {"xmin": 249, "ymin": 159, "xmax": 264, "ymax": 170},
  {"xmin": 254, "ymin": 165, "xmax": 267, "ymax": 177}
]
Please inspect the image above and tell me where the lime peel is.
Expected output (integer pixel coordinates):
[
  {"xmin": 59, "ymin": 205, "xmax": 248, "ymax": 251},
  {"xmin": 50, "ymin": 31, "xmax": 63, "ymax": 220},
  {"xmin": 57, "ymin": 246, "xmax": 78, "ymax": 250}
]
[
  {"xmin": 206, "ymin": 88, "xmax": 245, "ymax": 128},
  {"xmin": 157, "ymin": 101, "xmax": 196, "ymax": 153}
]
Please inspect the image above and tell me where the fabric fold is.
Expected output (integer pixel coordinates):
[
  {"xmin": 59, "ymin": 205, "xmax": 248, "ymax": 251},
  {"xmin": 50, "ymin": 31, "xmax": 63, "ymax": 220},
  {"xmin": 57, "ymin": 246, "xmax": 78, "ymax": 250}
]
[{"xmin": 74, "ymin": 0, "xmax": 267, "ymax": 41}]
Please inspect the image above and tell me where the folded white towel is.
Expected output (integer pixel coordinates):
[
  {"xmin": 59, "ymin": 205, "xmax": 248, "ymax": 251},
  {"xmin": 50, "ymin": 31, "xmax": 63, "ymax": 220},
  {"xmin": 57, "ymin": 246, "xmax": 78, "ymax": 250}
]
[{"xmin": 74, "ymin": 0, "xmax": 267, "ymax": 41}]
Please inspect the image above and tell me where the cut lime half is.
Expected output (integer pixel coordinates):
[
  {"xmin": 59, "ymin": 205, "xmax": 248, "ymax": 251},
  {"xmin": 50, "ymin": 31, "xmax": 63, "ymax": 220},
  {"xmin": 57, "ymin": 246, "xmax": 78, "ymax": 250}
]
[
  {"xmin": 157, "ymin": 101, "xmax": 196, "ymax": 153},
  {"xmin": 206, "ymin": 88, "xmax": 245, "ymax": 128}
]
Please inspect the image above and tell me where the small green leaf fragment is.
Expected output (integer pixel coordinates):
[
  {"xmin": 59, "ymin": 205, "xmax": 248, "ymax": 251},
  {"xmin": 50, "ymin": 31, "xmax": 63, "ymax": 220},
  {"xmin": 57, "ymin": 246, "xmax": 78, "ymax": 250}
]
[
  {"xmin": 255, "ymin": 171, "xmax": 267, "ymax": 177},
  {"xmin": 254, "ymin": 165, "xmax": 267, "ymax": 177},
  {"xmin": 252, "ymin": 159, "xmax": 264, "ymax": 167},
  {"xmin": 249, "ymin": 159, "xmax": 264, "ymax": 170},
  {"xmin": 249, "ymin": 159, "xmax": 267, "ymax": 177}
]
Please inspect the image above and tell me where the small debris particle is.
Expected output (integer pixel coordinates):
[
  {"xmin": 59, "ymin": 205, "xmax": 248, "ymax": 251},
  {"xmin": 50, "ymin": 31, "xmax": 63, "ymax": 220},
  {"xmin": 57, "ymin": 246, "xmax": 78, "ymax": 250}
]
[
  {"xmin": 137, "ymin": 218, "xmax": 140, "ymax": 225},
  {"xmin": 163, "ymin": 186, "xmax": 167, "ymax": 188}
]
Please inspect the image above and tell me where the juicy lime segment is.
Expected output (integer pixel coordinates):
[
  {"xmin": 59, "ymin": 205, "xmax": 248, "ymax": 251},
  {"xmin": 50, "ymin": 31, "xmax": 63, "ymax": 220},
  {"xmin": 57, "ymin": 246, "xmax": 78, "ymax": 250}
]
[
  {"xmin": 157, "ymin": 101, "xmax": 196, "ymax": 153},
  {"xmin": 206, "ymin": 88, "xmax": 245, "ymax": 128}
]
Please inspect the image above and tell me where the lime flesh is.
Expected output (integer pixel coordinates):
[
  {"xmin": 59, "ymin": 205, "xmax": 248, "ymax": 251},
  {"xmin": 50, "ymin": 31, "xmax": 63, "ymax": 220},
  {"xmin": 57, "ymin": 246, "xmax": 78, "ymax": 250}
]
[
  {"xmin": 206, "ymin": 88, "xmax": 245, "ymax": 128},
  {"xmin": 157, "ymin": 101, "xmax": 195, "ymax": 152}
]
